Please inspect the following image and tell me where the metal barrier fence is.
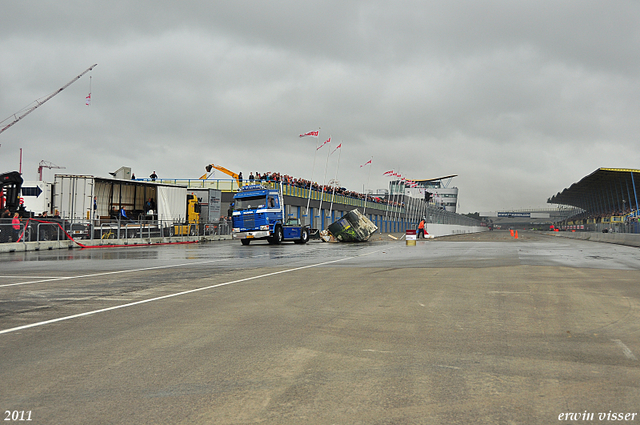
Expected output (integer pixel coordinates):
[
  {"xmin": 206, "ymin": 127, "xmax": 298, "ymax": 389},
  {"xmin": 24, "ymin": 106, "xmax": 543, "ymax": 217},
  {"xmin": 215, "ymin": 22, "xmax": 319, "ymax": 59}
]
[
  {"xmin": 0, "ymin": 222, "xmax": 25, "ymax": 243},
  {"xmin": 560, "ymin": 213, "xmax": 640, "ymax": 234},
  {"xmin": 0, "ymin": 218, "xmax": 231, "ymax": 244},
  {"xmin": 583, "ymin": 221, "xmax": 640, "ymax": 234}
]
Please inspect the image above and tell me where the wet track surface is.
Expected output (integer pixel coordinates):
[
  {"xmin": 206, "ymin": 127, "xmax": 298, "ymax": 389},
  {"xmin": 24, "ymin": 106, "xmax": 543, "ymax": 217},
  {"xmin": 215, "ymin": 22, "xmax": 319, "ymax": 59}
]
[{"xmin": 1, "ymin": 231, "xmax": 640, "ymax": 424}]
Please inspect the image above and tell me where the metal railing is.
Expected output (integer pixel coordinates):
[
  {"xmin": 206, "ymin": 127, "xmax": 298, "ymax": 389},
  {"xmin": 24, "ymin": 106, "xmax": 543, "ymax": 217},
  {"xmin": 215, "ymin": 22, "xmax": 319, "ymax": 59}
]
[
  {"xmin": 0, "ymin": 223, "xmax": 25, "ymax": 243},
  {"xmin": 559, "ymin": 210, "xmax": 640, "ymax": 234},
  {"xmin": 556, "ymin": 222, "xmax": 640, "ymax": 234},
  {"xmin": 0, "ymin": 217, "xmax": 231, "ymax": 244}
]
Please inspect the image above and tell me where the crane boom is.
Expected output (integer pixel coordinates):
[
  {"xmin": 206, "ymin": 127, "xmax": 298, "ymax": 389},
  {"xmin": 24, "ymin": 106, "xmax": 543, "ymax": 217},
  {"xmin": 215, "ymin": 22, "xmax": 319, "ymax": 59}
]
[
  {"xmin": 0, "ymin": 64, "xmax": 98, "ymax": 135},
  {"xmin": 201, "ymin": 163, "xmax": 240, "ymax": 185},
  {"xmin": 38, "ymin": 160, "xmax": 66, "ymax": 181}
]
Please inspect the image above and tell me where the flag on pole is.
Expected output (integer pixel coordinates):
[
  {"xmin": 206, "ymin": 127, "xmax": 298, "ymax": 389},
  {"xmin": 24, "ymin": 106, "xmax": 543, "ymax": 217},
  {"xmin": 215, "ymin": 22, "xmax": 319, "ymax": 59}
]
[
  {"xmin": 317, "ymin": 137, "xmax": 331, "ymax": 150},
  {"xmin": 360, "ymin": 159, "xmax": 372, "ymax": 168},
  {"xmin": 299, "ymin": 130, "xmax": 319, "ymax": 138},
  {"xmin": 383, "ymin": 170, "xmax": 394, "ymax": 176},
  {"xmin": 85, "ymin": 93, "xmax": 91, "ymax": 106},
  {"xmin": 331, "ymin": 143, "xmax": 342, "ymax": 154}
]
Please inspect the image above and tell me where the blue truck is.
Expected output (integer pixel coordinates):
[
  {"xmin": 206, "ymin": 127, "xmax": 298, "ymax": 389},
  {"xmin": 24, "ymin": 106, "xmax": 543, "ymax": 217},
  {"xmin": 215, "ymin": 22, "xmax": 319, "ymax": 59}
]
[{"xmin": 231, "ymin": 184, "xmax": 310, "ymax": 245}]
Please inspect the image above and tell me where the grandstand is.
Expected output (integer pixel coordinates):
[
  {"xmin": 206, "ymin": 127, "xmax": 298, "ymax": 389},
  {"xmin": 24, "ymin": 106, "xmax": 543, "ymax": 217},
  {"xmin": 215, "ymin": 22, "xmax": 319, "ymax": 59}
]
[{"xmin": 547, "ymin": 168, "xmax": 640, "ymax": 233}]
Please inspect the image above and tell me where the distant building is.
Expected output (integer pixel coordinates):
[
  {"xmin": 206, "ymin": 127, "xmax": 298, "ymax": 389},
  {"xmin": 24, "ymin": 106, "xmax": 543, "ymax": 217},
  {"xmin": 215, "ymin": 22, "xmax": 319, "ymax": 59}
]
[{"xmin": 389, "ymin": 175, "xmax": 459, "ymax": 213}]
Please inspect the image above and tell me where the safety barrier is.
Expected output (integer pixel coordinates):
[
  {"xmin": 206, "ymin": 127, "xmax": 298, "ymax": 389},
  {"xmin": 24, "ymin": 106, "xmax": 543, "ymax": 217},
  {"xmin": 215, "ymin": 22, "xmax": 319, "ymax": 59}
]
[
  {"xmin": 551, "ymin": 231, "xmax": 640, "ymax": 248},
  {"xmin": 0, "ymin": 223, "xmax": 25, "ymax": 243},
  {"xmin": 0, "ymin": 217, "xmax": 231, "ymax": 246},
  {"xmin": 559, "ymin": 219, "xmax": 640, "ymax": 234}
]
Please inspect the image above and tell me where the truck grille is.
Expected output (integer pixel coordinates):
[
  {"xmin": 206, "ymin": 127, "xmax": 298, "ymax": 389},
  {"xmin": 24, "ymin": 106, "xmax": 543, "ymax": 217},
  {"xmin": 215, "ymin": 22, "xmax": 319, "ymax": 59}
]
[{"xmin": 242, "ymin": 213, "xmax": 255, "ymax": 229}]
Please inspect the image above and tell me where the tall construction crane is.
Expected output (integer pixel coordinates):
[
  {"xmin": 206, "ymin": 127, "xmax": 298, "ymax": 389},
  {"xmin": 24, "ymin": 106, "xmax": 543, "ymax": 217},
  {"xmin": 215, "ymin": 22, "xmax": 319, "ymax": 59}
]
[
  {"xmin": 0, "ymin": 64, "xmax": 97, "ymax": 135},
  {"xmin": 37, "ymin": 160, "xmax": 66, "ymax": 181}
]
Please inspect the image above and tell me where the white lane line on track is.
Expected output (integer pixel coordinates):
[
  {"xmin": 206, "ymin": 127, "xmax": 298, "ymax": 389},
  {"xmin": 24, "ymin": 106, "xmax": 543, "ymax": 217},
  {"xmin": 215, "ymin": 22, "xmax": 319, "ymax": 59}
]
[
  {"xmin": 0, "ymin": 250, "xmax": 380, "ymax": 335},
  {"xmin": 612, "ymin": 339, "xmax": 638, "ymax": 360},
  {"xmin": 0, "ymin": 255, "xmax": 271, "ymax": 288}
]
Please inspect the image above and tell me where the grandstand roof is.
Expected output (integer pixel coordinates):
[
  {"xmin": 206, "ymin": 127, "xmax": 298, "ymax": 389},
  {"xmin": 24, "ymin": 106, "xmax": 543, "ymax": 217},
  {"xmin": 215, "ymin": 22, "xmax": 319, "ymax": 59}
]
[
  {"xmin": 548, "ymin": 168, "xmax": 640, "ymax": 211},
  {"xmin": 413, "ymin": 175, "xmax": 458, "ymax": 183}
]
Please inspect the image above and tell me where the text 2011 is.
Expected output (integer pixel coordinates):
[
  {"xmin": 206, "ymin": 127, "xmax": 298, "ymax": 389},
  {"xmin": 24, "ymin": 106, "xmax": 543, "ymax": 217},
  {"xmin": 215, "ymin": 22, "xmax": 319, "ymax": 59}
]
[{"xmin": 4, "ymin": 411, "xmax": 32, "ymax": 421}]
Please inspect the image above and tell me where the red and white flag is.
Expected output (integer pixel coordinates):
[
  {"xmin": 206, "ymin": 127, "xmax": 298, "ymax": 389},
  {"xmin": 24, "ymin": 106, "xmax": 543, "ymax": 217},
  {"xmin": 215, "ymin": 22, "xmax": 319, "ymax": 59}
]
[
  {"xmin": 360, "ymin": 159, "xmax": 372, "ymax": 168},
  {"xmin": 299, "ymin": 130, "xmax": 319, "ymax": 138},
  {"xmin": 317, "ymin": 137, "xmax": 331, "ymax": 150},
  {"xmin": 383, "ymin": 170, "xmax": 394, "ymax": 176},
  {"xmin": 331, "ymin": 143, "xmax": 342, "ymax": 154},
  {"xmin": 85, "ymin": 93, "xmax": 91, "ymax": 106}
]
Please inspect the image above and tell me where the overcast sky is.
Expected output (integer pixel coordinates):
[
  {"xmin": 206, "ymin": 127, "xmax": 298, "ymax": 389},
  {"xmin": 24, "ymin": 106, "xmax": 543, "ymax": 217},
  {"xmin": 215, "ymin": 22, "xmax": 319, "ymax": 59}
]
[{"xmin": 2, "ymin": 1, "xmax": 639, "ymax": 213}]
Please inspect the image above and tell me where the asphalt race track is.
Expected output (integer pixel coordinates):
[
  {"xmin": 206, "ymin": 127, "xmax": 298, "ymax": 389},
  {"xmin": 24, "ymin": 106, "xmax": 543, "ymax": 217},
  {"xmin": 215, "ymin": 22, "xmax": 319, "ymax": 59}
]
[{"xmin": 1, "ymin": 231, "xmax": 639, "ymax": 424}]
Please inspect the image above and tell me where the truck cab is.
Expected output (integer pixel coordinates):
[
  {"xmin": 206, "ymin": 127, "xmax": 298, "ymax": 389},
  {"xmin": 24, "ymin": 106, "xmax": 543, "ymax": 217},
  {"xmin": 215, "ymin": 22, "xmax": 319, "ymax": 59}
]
[
  {"xmin": 231, "ymin": 184, "xmax": 309, "ymax": 245},
  {"xmin": 173, "ymin": 193, "xmax": 201, "ymax": 236}
]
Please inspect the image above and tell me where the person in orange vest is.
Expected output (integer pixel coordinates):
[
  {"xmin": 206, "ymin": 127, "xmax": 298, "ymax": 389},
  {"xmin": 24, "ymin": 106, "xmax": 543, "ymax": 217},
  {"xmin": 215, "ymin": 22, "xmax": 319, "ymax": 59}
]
[{"xmin": 417, "ymin": 218, "xmax": 425, "ymax": 239}]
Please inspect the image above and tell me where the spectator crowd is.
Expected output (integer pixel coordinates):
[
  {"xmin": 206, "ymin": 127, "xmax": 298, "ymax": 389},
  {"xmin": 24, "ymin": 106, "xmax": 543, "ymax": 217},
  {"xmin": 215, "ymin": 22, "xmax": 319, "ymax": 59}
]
[{"xmin": 243, "ymin": 171, "xmax": 404, "ymax": 207}]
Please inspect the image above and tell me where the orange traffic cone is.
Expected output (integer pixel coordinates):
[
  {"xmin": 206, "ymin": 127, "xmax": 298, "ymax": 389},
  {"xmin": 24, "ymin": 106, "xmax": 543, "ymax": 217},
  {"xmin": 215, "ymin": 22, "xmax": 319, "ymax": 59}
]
[{"xmin": 515, "ymin": 230, "xmax": 519, "ymax": 239}]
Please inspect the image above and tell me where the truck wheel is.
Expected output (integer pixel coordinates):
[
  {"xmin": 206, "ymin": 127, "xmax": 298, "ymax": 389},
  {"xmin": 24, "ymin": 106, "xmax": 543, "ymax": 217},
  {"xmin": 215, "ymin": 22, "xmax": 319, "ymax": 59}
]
[
  {"xmin": 294, "ymin": 228, "xmax": 309, "ymax": 244},
  {"xmin": 241, "ymin": 239, "xmax": 250, "ymax": 245},
  {"xmin": 269, "ymin": 226, "xmax": 283, "ymax": 245}
]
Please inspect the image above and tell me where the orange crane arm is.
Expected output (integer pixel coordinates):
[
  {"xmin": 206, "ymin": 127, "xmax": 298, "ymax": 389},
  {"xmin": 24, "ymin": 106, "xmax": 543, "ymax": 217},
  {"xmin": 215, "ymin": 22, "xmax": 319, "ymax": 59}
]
[{"xmin": 201, "ymin": 163, "xmax": 240, "ymax": 185}]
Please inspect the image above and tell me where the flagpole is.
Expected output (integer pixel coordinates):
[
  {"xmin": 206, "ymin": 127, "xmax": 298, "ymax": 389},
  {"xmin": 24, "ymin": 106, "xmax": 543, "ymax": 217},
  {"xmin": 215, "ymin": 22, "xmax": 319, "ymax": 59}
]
[
  {"xmin": 318, "ymin": 136, "xmax": 332, "ymax": 227},
  {"xmin": 386, "ymin": 171, "xmax": 396, "ymax": 225},
  {"xmin": 304, "ymin": 128, "xmax": 320, "ymax": 224},
  {"xmin": 398, "ymin": 174, "xmax": 406, "ymax": 230},
  {"xmin": 397, "ymin": 179, "xmax": 404, "ymax": 231},
  {"xmin": 391, "ymin": 169, "xmax": 401, "ymax": 230},
  {"xmin": 383, "ymin": 172, "xmax": 393, "ymax": 226},
  {"xmin": 362, "ymin": 156, "xmax": 373, "ymax": 216},
  {"xmin": 399, "ymin": 176, "xmax": 408, "ymax": 231},
  {"xmin": 329, "ymin": 142, "xmax": 342, "ymax": 220}
]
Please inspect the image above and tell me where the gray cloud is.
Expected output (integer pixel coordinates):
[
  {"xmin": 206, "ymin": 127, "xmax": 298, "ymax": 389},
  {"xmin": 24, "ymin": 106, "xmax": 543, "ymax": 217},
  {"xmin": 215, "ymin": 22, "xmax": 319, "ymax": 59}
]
[{"xmin": 2, "ymin": 1, "xmax": 639, "ymax": 212}]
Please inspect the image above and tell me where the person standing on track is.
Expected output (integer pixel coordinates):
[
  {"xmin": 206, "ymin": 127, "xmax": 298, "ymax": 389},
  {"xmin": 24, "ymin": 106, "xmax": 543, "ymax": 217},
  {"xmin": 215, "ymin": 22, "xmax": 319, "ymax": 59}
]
[{"xmin": 417, "ymin": 218, "xmax": 426, "ymax": 239}]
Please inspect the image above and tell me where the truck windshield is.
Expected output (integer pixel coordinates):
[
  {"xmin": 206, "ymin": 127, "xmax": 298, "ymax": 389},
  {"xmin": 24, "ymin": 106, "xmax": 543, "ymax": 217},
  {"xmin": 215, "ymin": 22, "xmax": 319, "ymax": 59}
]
[{"xmin": 234, "ymin": 195, "xmax": 266, "ymax": 211}]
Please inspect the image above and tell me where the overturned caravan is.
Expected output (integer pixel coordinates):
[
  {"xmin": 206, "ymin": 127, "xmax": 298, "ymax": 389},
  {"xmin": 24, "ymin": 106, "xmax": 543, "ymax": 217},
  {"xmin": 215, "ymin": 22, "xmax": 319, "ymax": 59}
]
[{"xmin": 327, "ymin": 209, "xmax": 378, "ymax": 242}]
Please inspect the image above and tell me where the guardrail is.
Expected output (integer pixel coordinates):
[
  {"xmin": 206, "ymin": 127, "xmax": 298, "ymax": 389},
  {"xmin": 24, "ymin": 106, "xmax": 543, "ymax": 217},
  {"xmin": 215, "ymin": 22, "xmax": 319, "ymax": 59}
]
[
  {"xmin": 558, "ymin": 221, "xmax": 640, "ymax": 234},
  {"xmin": 0, "ymin": 218, "xmax": 231, "ymax": 244}
]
